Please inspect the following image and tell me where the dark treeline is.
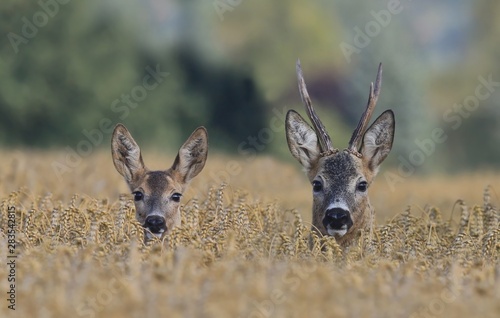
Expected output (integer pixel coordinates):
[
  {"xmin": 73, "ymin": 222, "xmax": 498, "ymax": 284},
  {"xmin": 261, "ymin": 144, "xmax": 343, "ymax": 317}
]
[{"xmin": 1, "ymin": 0, "xmax": 499, "ymax": 170}]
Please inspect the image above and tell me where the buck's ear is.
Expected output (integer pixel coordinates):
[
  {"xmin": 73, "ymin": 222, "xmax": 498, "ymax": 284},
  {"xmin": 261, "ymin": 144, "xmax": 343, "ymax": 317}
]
[
  {"xmin": 111, "ymin": 124, "xmax": 146, "ymax": 183},
  {"xmin": 171, "ymin": 127, "xmax": 208, "ymax": 183},
  {"xmin": 285, "ymin": 110, "xmax": 321, "ymax": 171},
  {"xmin": 360, "ymin": 110, "xmax": 395, "ymax": 174}
]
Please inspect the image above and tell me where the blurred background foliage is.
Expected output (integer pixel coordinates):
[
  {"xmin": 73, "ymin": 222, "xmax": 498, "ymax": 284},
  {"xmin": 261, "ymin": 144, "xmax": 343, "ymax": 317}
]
[{"xmin": 0, "ymin": 0, "xmax": 499, "ymax": 171}]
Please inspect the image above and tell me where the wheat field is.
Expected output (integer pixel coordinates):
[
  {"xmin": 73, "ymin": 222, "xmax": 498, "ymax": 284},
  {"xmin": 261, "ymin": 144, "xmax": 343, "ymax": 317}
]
[{"xmin": 0, "ymin": 150, "xmax": 499, "ymax": 318}]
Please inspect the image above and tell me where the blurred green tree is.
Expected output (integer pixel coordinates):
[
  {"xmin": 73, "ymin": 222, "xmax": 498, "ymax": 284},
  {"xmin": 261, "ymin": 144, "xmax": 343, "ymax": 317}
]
[{"xmin": 0, "ymin": 0, "xmax": 268, "ymax": 152}]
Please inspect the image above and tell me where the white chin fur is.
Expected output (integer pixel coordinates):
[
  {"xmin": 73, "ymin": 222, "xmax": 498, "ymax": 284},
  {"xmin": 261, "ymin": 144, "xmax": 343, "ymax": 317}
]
[
  {"xmin": 145, "ymin": 229, "xmax": 164, "ymax": 240},
  {"xmin": 327, "ymin": 225, "xmax": 347, "ymax": 237}
]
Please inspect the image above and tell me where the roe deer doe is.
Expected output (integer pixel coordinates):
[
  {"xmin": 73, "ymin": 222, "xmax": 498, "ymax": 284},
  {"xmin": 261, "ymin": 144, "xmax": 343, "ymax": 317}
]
[
  {"xmin": 286, "ymin": 61, "xmax": 395, "ymax": 246},
  {"xmin": 111, "ymin": 124, "xmax": 208, "ymax": 240}
]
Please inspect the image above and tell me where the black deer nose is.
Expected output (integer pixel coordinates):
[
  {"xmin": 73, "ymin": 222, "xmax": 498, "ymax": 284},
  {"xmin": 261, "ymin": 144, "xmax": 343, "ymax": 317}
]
[
  {"xmin": 144, "ymin": 215, "xmax": 166, "ymax": 234},
  {"xmin": 323, "ymin": 208, "xmax": 352, "ymax": 230}
]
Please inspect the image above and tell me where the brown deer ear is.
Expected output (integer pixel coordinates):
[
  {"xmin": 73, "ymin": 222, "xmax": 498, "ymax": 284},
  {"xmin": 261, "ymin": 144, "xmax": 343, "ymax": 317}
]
[
  {"xmin": 111, "ymin": 124, "xmax": 146, "ymax": 183},
  {"xmin": 171, "ymin": 127, "xmax": 208, "ymax": 183},
  {"xmin": 360, "ymin": 110, "xmax": 395, "ymax": 174},
  {"xmin": 285, "ymin": 110, "xmax": 321, "ymax": 171}
]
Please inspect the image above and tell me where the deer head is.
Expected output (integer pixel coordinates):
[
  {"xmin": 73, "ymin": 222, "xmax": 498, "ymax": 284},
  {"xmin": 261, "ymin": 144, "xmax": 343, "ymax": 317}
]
[
  {"xmin": 111, "ymin": 124, "xmax": 208, "ymax": 241},
  {"xmin": 286, "ymin": 61, "xmax": 395, "ymax": 246}
]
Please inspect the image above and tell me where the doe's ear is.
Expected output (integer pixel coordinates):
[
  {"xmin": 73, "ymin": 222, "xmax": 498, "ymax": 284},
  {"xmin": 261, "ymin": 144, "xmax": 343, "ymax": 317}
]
[
  {"xmin": 360, "ymin": 110, "xmax": 395, "ymax": 174},
  {"xmin": 171, "ymin": 127, "xmax": 208, "ymax": 183},
  {"xmin": 111, "ymin": 124, "xmax": 146, "ymax": 183},
  {"xmin": 285, "ymin": 110, "xmax": 321, "ymax": 171}
]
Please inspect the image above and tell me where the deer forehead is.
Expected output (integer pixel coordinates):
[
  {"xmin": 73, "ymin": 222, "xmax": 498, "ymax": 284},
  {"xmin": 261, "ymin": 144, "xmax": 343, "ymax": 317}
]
[
  {"xmin": 136, "ymin": 171, "xmax": 183, "ymax": 197},
  {"xmin": 317, "ymin": 152, "xmax": 366, "ymax": 187}
]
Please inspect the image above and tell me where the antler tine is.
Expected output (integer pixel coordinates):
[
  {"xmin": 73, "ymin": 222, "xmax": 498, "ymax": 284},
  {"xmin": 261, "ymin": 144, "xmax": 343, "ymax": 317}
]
[
  {"xmin": 296, "ymin": 60, "xmax": 333, "ymax": 152},
  {"xmin": 348, "ymin": 63, "xmax": 383, "ymax": 152}
]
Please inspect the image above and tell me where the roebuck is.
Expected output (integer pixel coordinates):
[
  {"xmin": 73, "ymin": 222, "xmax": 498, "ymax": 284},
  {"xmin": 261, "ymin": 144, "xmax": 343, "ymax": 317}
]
[
  {"xmin": 286, "ymin": 61, "xmax": 395, "ymax": 246},
  {"xmin": 111, "ymin": 124, "xmax": 208, "ymax": 240}
]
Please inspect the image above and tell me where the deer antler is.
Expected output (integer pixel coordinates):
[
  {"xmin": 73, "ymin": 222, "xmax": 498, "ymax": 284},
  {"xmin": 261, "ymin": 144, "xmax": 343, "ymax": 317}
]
[
  {"xmin": 296, "ymin": 60, "xmax": 334, "ymax": 153},
  {"xmin": 348, "ymin": 63, "xmax": 383, "ymax": 153}
]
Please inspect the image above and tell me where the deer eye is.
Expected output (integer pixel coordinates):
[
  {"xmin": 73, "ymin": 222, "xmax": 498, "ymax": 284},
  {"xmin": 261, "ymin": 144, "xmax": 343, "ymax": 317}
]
[
  {"xmin": 357, "ymin": 181, "xmax": 368, "ymax": 192},
  {"xmin": 132, "ymin": 191, "xmax": 144, "ymax": 201},
  {"xmin": 312, "ymin": 180, "xmax": 323, "ymax": 193},
  {"xmin": 171, "ymin": 193, "xmax": 182, "ymax": 202}
]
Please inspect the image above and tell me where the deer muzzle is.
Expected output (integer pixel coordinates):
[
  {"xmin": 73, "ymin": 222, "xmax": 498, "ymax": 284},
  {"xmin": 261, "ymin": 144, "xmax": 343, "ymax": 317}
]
[
  {"xmin": 144, "ymin": 215, "xmax": 167, "ymax": 236},
  {"xmin": 323, "ymin": 208, "xmax": 353, "ymax": 237}
]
